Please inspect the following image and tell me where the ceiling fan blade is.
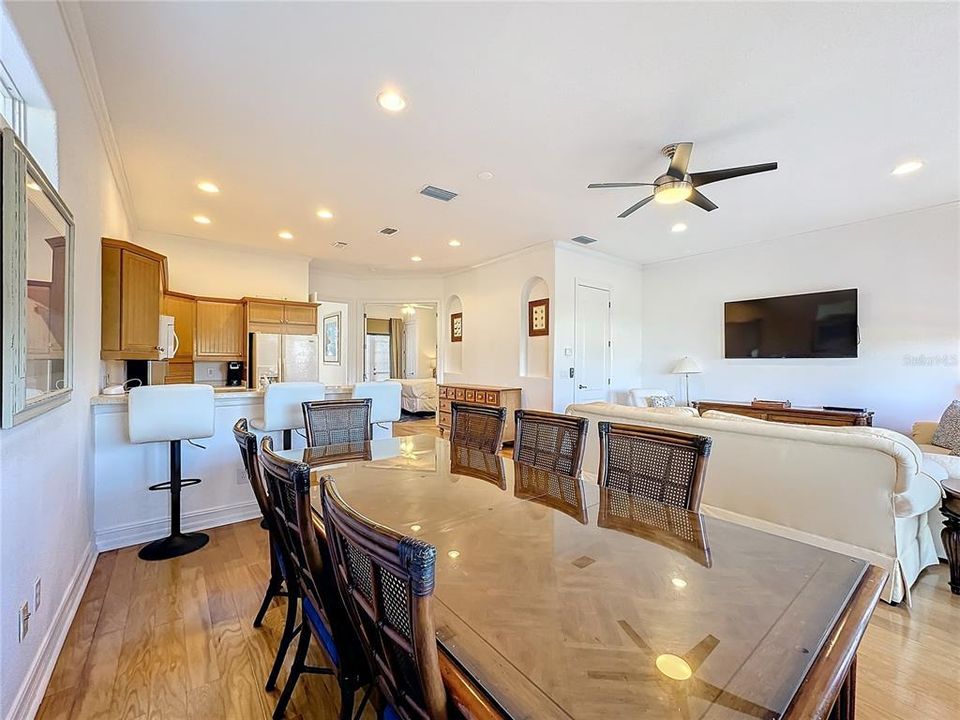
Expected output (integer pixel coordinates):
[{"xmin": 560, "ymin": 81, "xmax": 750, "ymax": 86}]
[
  {"xmin": 618, "ymin": 195, "xmax": 655, "ymax": 217},
  {"xmin": 689, "ymin": 162, "xmax": 778, "ymax": 187},
  {"xmin": 666, "ymin": 142, "xmax": 694, "ymax": 179},
  {"xmin": 686, "ymin": 189, "xmax": 718, "ymax": 212},
  {"xmin": 588, "ymin": 182, "xmax": 655, "ymax": 189}
]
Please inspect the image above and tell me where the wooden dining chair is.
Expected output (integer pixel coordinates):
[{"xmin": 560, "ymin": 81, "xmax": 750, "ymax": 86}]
[
  {"xmin": 514, "ymin": 409, "xmax": 589, "ymax": 476},
  {"xmin": 450, "ymin": 401, "xmax": 507, "ymax": 453},
  {"xmin": 232, "ymin": 419, "xmax": 292, "ymax": 652},
  {"xmin": 321, "ymin": 477, "xmax": 449, "ymax": 720},
  {"xmin": 597, "ymin": 421, "xmax": 712, "ymax": 512},
  {"xmin": 302, "ymin": 398, "xmax": 372, "ymax": 446},
  {"xmin": 259, "ymin": 437, "xmax": 371, "ymax": 720}
]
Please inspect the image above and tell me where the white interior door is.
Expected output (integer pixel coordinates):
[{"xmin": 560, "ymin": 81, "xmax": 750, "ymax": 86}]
[{"xmin": 575, "ymin": 284, "xmax": 611, "ymax": 403}]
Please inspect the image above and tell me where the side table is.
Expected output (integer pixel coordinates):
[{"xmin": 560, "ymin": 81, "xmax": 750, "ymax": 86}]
[{"xmin": 941, "ymin": 476, "xmax": 960, "ymax": 595}]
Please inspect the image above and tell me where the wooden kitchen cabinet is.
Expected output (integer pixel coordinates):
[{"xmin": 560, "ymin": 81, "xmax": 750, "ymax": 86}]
[
  {"xmin": 101, "ymin": 239, "xmax": 165, "ymax": 360},
  {"xmin": 283, "ymin": 302, "xmax": 317, "ymax": 328},
  {"xmin": 247, "ymin": 300, "xmax": 284, "ymax": 325},
  {"xmin": 163, "ymin": 293, "xmax": 196, "ymax": 383},
  {"xmin": 195, "ymin": 299, "xmax": 245, "ymax": 360}
]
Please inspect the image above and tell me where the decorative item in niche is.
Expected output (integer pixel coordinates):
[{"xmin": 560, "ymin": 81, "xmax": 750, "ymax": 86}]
[
  {"xmin": 450, "ymin": 312, "xmax": 463, "ymax": 343},
  {"xmin": 1, "ymin": 128, "xmax": 75, "ymax": 427},
  {"xmin": 323, "ymin": 312, "xmax": 341, "ymax": 364},
  {"xmin": 528, "ymin": 298, "xmax": 549, "ymax": 337}
]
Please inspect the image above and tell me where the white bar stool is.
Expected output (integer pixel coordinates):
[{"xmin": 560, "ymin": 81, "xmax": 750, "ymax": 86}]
[
  {"xmin": 128, "ymin": 384, "xmax": 215, "ymax": 561},
  {"xmin": 352, "ymin": 381, "xmax": 401, "ymax": 439},
  {"xmin": 250, "ymin": 382, "xmax": 326, "ymax": 449}
]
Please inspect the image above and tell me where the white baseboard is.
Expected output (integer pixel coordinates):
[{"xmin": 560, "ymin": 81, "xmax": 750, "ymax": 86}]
[
  {"xmin": 95, "ymin": 500, "xmax": 260, "ymax": 552},
  {"xmin": 5, "ymin": 542, "xmax": 97, "ymax": 720}
]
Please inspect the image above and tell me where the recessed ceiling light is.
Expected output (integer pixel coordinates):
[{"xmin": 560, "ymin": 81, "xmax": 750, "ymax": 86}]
[
  {"xmin": 410, "ymin": 255, "xmax": 422, "ymax": 262},
  {"xmin": 278, "ymin": 231, "xmax": 294, "ymax": 240},
  {"xmin": 448, "ymin": 239, "xmax": 461, "ymax": 247},
  {"xmin": 891, "ymin": 160, "xmax": 923, "ymax": 176},
  {"xmin": 477, "ymin": 171, "xmax": 494, "ymax": 181},
  {"xmin": 671, "ymin": 223, "xmax": 688, "ymax": 233},
  {"xmin": 377, "ymin": 90, "xmax": 406, "ymax": 112},
  {"xmin": 193, "ymin": 215, "xmax": 211, "ymax": 225},
  {"xmin": 197, "ymin": 181, "xmax": 220, "ymax": 194},
  {"xmin": 447, "ymin": 550, "xmax": 461, "ymax": 559},
  {"xmin": 26, "ymin": 180, "xmax": 41, "ymax": 191},
  {"xmin": 316, "ymin": 208, "xmax": 334, "ymax": 220}
]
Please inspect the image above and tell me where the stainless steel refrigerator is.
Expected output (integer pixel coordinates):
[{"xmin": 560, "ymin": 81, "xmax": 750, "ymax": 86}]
[{"xmin": 249, "ymin": 333, "xmax": 320, "ymax": 389}]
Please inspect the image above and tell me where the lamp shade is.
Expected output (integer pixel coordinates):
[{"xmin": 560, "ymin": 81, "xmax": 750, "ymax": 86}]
[{"xmin": 671, "ymin": 356, "xmax": 702, "ymax": 375}]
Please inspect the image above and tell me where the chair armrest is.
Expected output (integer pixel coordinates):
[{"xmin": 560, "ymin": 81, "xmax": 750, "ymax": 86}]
[{"xmin": 912, "ymin": 421, "xmax": 939, "ymax": 445}]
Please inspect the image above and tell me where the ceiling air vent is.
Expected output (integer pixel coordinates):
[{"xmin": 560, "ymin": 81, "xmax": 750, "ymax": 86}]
[
  {"xmin": 331, "ymin": 241, "xmax": 348, "ymax": 250},
  {"xmin": 570, "ymin": 235, "xmax": 598, "ymax": 245},
  {"xmin": 420, "ymin": 185, "xmax": 458, "ymax": 202},
  {"xmin": 379, "ymin": 227, "xmax": 398, "ymax": 235}
]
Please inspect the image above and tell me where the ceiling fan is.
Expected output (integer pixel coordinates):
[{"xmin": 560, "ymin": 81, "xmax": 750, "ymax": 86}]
[{"xmin": 588, "ymin": 143, "xmax": 777, "ymax": 217}]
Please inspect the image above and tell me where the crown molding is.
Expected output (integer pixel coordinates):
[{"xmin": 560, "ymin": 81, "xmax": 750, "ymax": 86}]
[{"xmin": 57, "ymin": 1, "xmax": 138, "ymax": 229}]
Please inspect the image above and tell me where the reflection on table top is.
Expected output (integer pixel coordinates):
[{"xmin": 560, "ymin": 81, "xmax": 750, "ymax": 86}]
[{"xmin": 281, "ymin": 435, "xmax": 869, "ymax": 720}]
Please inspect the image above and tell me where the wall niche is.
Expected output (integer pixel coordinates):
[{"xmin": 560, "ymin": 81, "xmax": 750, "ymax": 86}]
[
  {"xmin": 444, "ymin": 294, "xmax": 463, "ymax": 375},
  {"xmin": 520, "ymin": 277, "xmax": 550, "ymax": 378}
]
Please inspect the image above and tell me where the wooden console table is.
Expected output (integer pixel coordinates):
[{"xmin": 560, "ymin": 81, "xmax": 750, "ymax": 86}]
[
  {"xmin": 693, "ymin": 400, "xmax": 874, "ymax": 427},
  {"xmin": 438, "ymin": 383, "xmax": 522, "ymax": 442}
]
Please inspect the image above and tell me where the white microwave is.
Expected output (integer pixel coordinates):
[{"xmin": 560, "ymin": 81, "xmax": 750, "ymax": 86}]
[{"xmin": 159, "ymin": 315, "xmax": 179, "ymax": 360}]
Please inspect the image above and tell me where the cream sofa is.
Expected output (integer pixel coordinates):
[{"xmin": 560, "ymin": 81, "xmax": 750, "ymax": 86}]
[
  {"xmin": 912, "ymin": 421, "xmax": 954, "ymax": 558},
  {"xmin": 566, "ymin": 402, "xmax": 945, "ymax": 604}
]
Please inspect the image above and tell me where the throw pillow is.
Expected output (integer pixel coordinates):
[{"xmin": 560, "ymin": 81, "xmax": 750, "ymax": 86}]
[
  {"xmin": 932, "ymin": 400, "xmax": 960, "ymax": 455},
  {"xmin": 648, "ymin": 394, "xmax": 676, "ymax": 408}
]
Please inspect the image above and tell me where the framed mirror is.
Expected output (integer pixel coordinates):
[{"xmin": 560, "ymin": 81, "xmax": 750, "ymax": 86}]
[{"xmin": 1, "ymin": 127, "xmax": 74, "ymax": 427}]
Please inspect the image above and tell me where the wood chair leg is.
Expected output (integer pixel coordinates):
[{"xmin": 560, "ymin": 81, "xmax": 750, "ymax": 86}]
[
  {"xmin": 265, "ymin": 594, "xmax": 300, "ymax": 691},
  {"xmin": 338, "ymin": 680, "xmax": 356, "ymax": 720},
  {"xmin": 254, "ymin": 573, "xmax": 284, "ymax": 628},
  {"xmin": 273, "ymin": 622, "xmax": 311, "ymax": 719}
]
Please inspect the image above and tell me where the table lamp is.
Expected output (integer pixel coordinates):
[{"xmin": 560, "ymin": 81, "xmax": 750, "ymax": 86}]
[{"xmin": 671, "ymin": 356, "xmax": 702, "ymax": 407}]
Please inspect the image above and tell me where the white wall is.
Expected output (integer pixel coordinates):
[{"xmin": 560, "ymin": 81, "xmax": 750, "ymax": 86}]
[
  {"xmin": 552, "ymin": 245, "xmax": 645, "ymax": 412},
  {"xmin": 137, "ymin": 230, "xmax": 311, "ymax": 299},
  {"xmin": 317, "ymin": 300, "xmax": 348, "ymax": 385},
  {"xmin": 309, "ymin": 266, "xmax": 443, "ymax": 383},
  {"xmin": 641, "ymin": 204, "xmax": 960, "ymax": 432},
  {"xmin": 0, "ymin": 4, "xmax": 131, "ymax": 717},
  {"xmin": 441, "ymin": 244, "xmax": 557, "ymax": 411}
]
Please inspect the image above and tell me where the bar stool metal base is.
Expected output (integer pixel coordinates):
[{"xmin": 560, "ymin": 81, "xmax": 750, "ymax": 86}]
[
  {"xmin": 140, "ymin": 438, "xmax": 208, "ymax": 562},
  {"xmin": 138, "ymin": 531, "xmax": 209, "ymax": 561}
]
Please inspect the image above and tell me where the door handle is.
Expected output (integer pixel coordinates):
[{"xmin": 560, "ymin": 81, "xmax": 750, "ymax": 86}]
[{"xmin": 578, "ymin": 384, "xmax": 587, "ymax": 389}]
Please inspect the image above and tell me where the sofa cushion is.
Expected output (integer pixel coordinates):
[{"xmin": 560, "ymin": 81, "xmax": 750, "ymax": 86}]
[
  {"xmin": 701, "ymin": 410, "xmax": 768, "ymax": 423},
  {"xmin": 931, "ymin": 400, "xmax": 960, "ymax": 454},
  {"xmin": 574, "ymin": 402, "xmax": 699, "ymax": 420},
  {"xmin": 919, "ymin": 444, "xmax": 960, "ymax": 480}
]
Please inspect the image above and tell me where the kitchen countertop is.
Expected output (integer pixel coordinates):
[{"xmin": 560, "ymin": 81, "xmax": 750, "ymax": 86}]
[{"xmin": 91, "ymin": 384, "xmax": 354, "ymax": 407}]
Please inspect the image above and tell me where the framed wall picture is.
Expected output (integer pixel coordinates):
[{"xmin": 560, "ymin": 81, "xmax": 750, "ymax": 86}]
[
  {"xmin": 528, "ymin": 298, "xmax": 549, "ymax": 337},
  {"xmin": 450, "ymin": 312, "xmax": 463, "ymax": 343},
  {"xmin": 323, "ymin": 312, "xmax": 341, "ymax": 364}
]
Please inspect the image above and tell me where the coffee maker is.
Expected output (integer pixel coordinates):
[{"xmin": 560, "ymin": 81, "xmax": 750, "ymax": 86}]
[{"xmin": 226, "ymin": 361, "xmax": 244, "ymax": 387}]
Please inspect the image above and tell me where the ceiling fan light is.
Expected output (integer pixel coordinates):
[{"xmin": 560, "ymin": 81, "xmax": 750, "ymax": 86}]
[{"xmin": 654, "ymin": 181, "xmax": 693, "ymax": 205}]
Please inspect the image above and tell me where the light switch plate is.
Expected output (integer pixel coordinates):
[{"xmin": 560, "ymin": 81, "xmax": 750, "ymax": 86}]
[
  {"xmin": 18, "ymin": 602, "xmax": 30, "ymax": 642},
  {"xmin": 564, "ymin": 347, "xmax": 573, "ymax": 357}
]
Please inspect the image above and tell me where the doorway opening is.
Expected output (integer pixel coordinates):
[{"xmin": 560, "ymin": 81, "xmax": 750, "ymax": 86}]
[{"xmin": 362, "ymin": 302, "xmax": 439, "ymax": 419}]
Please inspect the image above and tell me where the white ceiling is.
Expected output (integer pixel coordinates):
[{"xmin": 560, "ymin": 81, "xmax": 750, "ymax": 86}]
[{"xmin": 78, "ymin": 1, "xmax": 959, "ymax": 273}]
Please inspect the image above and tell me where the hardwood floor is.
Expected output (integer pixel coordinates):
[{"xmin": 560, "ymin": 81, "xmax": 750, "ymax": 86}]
[{"xmin": 37, "ymin": 418, "xmax": 959, "ymax": 719}]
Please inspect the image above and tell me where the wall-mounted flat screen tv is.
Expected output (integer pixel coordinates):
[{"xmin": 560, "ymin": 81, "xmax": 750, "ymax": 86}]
[{"xmin": 724, "ymin": 289, "xmax": 858, "ymax": 359}]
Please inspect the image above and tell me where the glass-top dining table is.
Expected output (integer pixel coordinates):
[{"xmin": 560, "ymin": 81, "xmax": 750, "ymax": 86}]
[{"xmin": 276, "ymin": 435, "xmax": 886, "ymax": 720}]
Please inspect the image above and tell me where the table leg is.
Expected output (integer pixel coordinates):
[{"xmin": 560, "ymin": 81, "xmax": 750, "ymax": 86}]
[
  {"xmin": 942, "ymin": 510, "xmax": 960, "ymax": 596},
  {"xmin": 829, "ymin": 655, "xmax": 857, "ymax": 720}
]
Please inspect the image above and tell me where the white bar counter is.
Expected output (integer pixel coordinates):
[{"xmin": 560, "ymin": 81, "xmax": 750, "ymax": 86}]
[{"xmin": 91, "ymin": 384, "xmax": 353, "ymax": 551}]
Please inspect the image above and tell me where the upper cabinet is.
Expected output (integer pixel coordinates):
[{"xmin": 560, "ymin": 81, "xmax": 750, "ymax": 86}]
[
  {"xmin": 283, "ymin": 303, "xmax": 317, "ymax": 328},
  {"xmin": 195, "ymin": 299, "xmax": 245, "ymax": 360},
  {"xmin": 247, "ymin": 300, "xmax": 284, "ymax": 325},
  {"xmin": 101, "ymin": 239, "xmax": 165, "ymax": 360},
  {"xmin": 246, "ymin": 298, "xmax": 317, "ymax": 334}
]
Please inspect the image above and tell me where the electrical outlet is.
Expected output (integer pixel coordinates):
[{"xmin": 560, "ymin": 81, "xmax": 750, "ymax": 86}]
[
  {"xmin": 207, "ymin": 367, "xmax": 215, "ymax": 378},
  {"xmin": 237, "ymin": 466, "xmax": 248, "ymax": 485},
  {"xmin": 18, "ymin": 602, "xmax": 30, "ymax": 642},
  {"xmin": 34, "ymin": 578, "xmax": 41, "ymax": 611}
]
